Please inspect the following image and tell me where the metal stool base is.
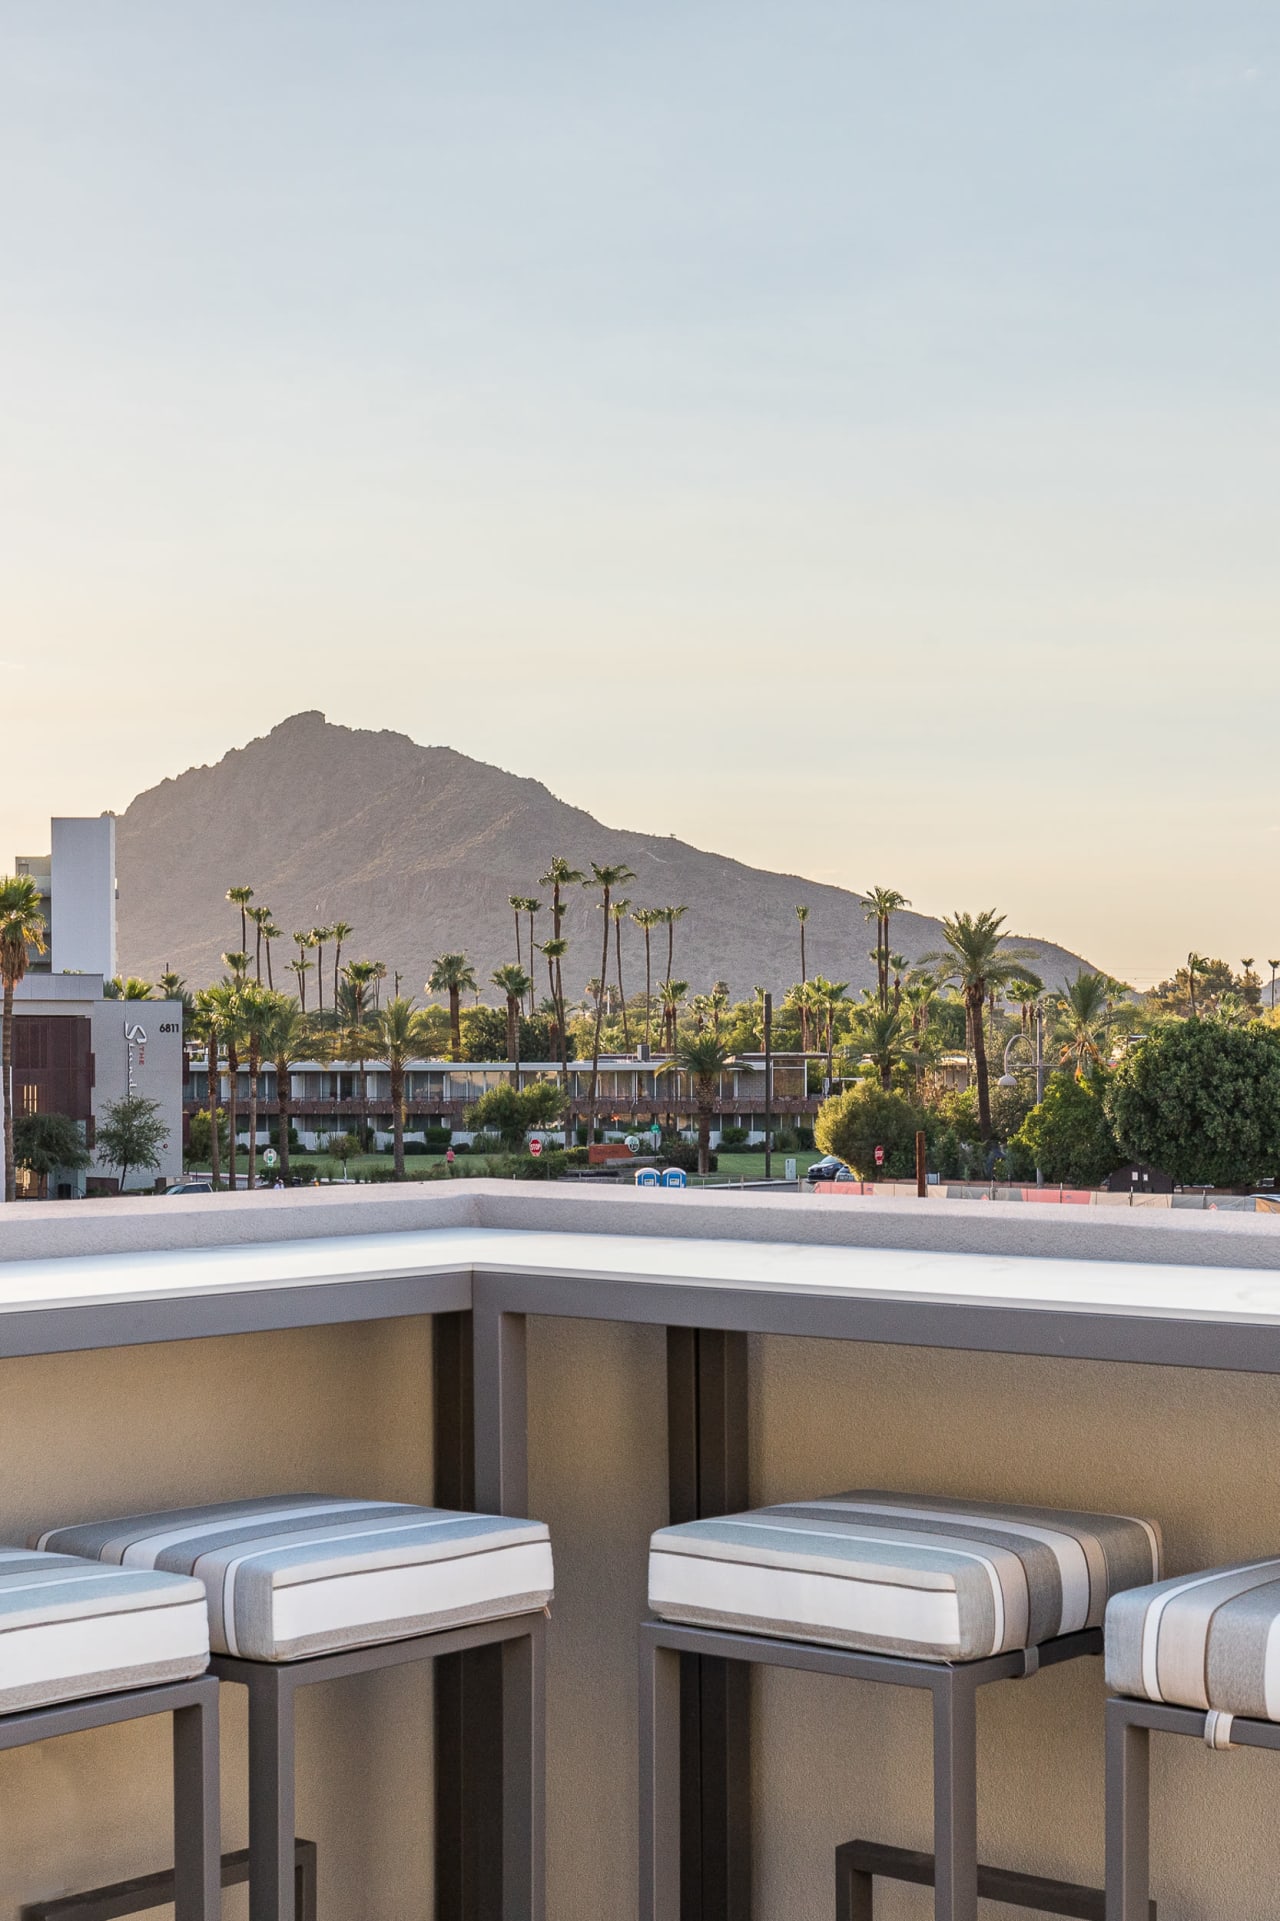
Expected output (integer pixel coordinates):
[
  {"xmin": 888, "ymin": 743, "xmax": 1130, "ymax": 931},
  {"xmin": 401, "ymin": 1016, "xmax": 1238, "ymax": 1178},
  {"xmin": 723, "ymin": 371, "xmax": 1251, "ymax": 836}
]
[
  {"xmin": 21, "ymin": 1840, "xmax": 317, "ymax": 1921},
  {"xmin": 836, "ymin": 1838, "xmax": 1156, "ymax": 1919}
]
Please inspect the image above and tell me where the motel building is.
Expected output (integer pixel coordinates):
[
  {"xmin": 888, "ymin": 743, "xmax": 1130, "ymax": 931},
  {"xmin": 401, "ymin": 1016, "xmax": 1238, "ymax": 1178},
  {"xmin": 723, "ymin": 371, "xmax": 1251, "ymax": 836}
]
[{"xmin": 183, "ymin": 1051, "xmax": 822, "ymax": 1151}]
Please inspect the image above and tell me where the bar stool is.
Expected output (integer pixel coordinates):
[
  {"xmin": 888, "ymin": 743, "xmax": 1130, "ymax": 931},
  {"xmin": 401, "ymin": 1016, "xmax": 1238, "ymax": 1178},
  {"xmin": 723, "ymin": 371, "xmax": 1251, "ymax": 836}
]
[
  {"xmin": 34, "ymin": 1494, "xmax": 554, "ymax": 1921},
  {"xmin": 0, "ymin": 1547, "xmax": 218, "ymax": 1918},
  {"xmin": 1105, "ymin": 1555, "xmax": 1280, "ymax": 1919},
  {"xmin": 640, "ymin": 1488, "xmax": 1162, "ymax": 1921}
]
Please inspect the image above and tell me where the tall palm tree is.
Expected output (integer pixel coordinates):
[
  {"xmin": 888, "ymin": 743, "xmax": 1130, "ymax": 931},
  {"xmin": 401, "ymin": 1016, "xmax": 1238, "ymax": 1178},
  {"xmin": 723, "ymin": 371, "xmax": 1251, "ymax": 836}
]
[
  {"xmin": 610, "ymin": 898, "xmax": 632, "ymax": 1049},
  {"xmin": 192, "ymin": 988, "xmax": 223, "ymax": 1191},
  {"xmin": 428, "ymin": 952, "xmax": 477, "ymax": 1063},
  {"xmin": 1006, "ymin": 977, "xmax": 1039, "ymax": 1035},
  {"xmin": 632, "ymin": 908, "xmax": 662, "ymax": 1051},
  {"xmin": 887, "ymin": 954, "xmax": 908, "ymax": 1013},
  {"xmin": 0, "ymin": 877, "xmax": 48, "ymax": 1203},
  {"xmin": 246, "ymin": 905, "xmax": 272, "ymax": 983},
  {"xmin": 330, "ymin": 921, "xmax": 354, "ymax": 1010},
  {"xmin": 226, "ymin": 886, "xmax": 254, "ymax": 954},
  {"xmin": 369, "ymin": 960, "xmax": 388, "ymax": 1010},
  {"xmin": 309, "ymin": 926, "xmax": 332, "ymax": 1018},
  {"xmin": 371, "ymin": 996, "xmax": 432, "ymax": 1178},
  {"xmin": 814, "ymin": 977, "xmax": 849, "ymax": 1090},
  {"xmin": 238, "ymin": 983, "xmax": 277, "ymax": 1188},
  {"xmin": 338, "ymin": 960, "xmax": 379, "ymax": 1146},
  {"xmin": 1056, "ymin": 970, "xmax": 1114, "ymax": 1077},
  {"xmin": 222, "ymin": 949, "xmax": 250, "ymax": 985},
  {"xmin": 521, "ymin": 901, "xmax": 543, "ymax": 1013},
  {"xmin": 205, "ymin": 980, "xmax": 243, "ymax": 1189},
  {"xmin": 795, "ymin": 905, "xmax": 810, "ymax": 1045},
  {"xmin": 540, "ymin": 860, "xmax": 583, "ymax": 1043},
  {"xmin": 659, "ymin": 977, "xmax": 688, "ymax": 1052},
  {"xmin": 709, "ymin": 981, "xmax": 730, "ymax": 1040},
  {"xmin": 659, "ymin": 905, "xmax": 688, "ymax": 990},
  {"xmin": 259, "ymin": 994, "xmax": 311, "ymax": 1184},
  {"xmin": 509, "ymin": 896, "xmax": 527, "ymax": 971},
  {"xmin": 1270, "ymin": 960, "xmax": 1280, "ymax": 1011},
  {"xmin": 924, "ymin": 910, "xmax": 1038, "ymax": 1139},
  {"xmin": 662, "ymin": 1033, "xmax": 731, "ymax": 1175},
  {"xmin": 1187, "ymin": 951, "xmax": 1209, "ymax": 1019},
  {"xmin": 537, "ymin": 938, "xmax": 571, "ymax": 1087},
  {"xmin": 586, "ymin": 863, "xmax": 635, "ymax": 1112},
  {"xmin": 291, "ymin": 932, "xmax": 313, "ymax": 1012},
  {"xmin": 863, "ymin": 886, "xmax": 910, "ymax": 1010},
  {"xmin": 492, "ymin": 964, "xmax": 533, "ymax": 1080}
]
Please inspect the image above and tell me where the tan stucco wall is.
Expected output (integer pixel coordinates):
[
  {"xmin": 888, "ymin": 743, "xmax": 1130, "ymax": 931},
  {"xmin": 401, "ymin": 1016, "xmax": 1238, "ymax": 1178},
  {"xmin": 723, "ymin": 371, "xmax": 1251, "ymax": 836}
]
[{"xmin": 0, "ymin": 1317, "xmax": 434, "ymax": 1918}]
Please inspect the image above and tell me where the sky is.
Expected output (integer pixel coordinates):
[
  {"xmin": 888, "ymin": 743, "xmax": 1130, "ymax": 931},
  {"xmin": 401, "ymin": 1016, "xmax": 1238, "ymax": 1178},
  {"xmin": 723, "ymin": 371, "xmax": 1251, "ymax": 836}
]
[{"xmin": 3, "ymin": 3, "xmax": 1277, "ymax": 988}]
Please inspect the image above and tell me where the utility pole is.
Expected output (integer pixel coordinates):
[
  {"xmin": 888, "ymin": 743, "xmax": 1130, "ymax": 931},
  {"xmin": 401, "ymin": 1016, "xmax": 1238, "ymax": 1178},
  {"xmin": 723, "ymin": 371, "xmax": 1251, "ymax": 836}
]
[{"xmin": 763, "ymin": 992, "xmax": 773, "ymax": 1181}]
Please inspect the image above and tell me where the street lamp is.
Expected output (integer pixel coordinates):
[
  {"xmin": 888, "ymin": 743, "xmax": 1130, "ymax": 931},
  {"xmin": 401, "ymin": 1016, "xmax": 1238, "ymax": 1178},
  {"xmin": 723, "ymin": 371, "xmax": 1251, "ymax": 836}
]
[{"xmin": 997, "ymin": 1006, "xmax": 1047, "ymax": 1187}]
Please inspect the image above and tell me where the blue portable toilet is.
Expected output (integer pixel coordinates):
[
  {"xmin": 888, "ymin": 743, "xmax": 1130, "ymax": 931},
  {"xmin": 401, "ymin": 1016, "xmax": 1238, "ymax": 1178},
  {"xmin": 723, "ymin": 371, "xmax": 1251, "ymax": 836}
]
[
  {"xmin": 635, "ymin": 1168, "xmax": 659, "ymax": 1187},
  {"xmin": 661, "ymin": 1167, "xmax": 687, "ymax": 1189}
]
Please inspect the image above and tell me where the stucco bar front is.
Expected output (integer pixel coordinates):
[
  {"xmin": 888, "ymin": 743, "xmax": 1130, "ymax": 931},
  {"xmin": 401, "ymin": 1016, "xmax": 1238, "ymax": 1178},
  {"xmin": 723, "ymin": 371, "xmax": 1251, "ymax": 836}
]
[{"xmin": 3, "ymin": 1183, "xmax": 1280, "ymax": 1919}]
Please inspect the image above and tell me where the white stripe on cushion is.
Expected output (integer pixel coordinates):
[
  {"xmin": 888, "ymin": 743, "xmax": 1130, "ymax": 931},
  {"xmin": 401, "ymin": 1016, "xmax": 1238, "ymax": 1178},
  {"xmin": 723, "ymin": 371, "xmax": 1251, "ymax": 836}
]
[
  {"xmin": 270, "ymin": 1541, "xmax": 555, "ymax": 1652},
  {"xmin": 649, "ymin": 1553, "xmax": 965, "ymax": 1652},
  {"xmin": 0, "ymin": 1600, "xmax": 209, "ymax": 1703}
]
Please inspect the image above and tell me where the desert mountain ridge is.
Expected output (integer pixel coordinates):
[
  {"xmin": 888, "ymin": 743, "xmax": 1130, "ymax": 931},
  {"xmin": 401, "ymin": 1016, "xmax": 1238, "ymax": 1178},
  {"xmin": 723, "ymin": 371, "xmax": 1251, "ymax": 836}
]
[{"xmin": 117, "ymin": 711, "xmax": 1097, "ymax": 1004}]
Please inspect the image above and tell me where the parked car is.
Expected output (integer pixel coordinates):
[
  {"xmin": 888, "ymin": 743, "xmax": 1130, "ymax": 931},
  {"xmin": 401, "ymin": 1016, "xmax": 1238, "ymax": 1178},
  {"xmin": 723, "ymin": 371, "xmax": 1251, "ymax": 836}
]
[
  {"xmin": 164, "ymin": 1179, "xmax": 214, "ymax": 1196},
  {"xmin": 803, "ymin": 1155, "xmax": 845, "ymax": 1183}
]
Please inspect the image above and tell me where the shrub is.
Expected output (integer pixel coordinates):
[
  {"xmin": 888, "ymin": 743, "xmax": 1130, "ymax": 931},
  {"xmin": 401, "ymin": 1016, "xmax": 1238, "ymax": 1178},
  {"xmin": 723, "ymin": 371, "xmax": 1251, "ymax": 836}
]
[
  {"xmin": 718, "ymin": 1125, "xmax": 748, "ymax": 1148},
  {"xmin": 464, "ymin": 1081, "xmax": 566, "ymax": 1152},
  {"xmin": 660, "ymin": 1141, "xmax": 717, "ymax": 1174},
  {"xmin": 402, "ymin": 1140, "xmax": 433, "ymax": 1156},
  {"xmin": 468, "ymin": 1133, "xmax": 505, "ymax": 1157},
  {"xmin": 815, "ymin": 1084, "xmax": 925, "ymax": 1178},
  {"xmin": 1012, "ymin": 1073, "xmax": 1119, "ymax": 1188},
  {"xmin": 289, "ymin": 1162, "xmax": 318, "ymax": 1186},
  {"xmin": 423, "ymin": 1127, "xmax": 453, "ymax": 1151}
]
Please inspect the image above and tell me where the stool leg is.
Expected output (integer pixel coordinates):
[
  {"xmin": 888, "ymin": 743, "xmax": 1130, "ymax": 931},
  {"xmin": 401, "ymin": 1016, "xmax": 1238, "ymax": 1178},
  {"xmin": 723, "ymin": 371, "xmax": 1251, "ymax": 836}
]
[
  {"xmin": 172, "ymin": 1690, "xmax": 220, "ymax": 1920},
  {"xmin": 639, "ymin": 1635, "xmax": 682, "ymax": 1921},
  {"xmin": 248, "ymin": 1665, "xmax": 297, "ymax": 1921},
  {"xmin": 502, "ymin": 1620, "xmax": 546, "ymax": 1921},
  {"xmin": 932, "ymin": 1673, "xmax": 978, "ymax": 1921},
  {"xmin": 836, "ymin": 1857, "xmax": 875, "ymax": 1921},
  {"xmin": 1105, "ymin": 1699, "xmax": 1150, "ymax": 1921}
]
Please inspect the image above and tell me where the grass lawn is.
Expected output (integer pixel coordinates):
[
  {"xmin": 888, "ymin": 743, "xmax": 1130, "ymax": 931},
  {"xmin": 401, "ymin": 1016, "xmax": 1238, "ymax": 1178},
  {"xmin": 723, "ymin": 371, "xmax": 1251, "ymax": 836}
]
[{"xmin": 185, "ymin": 1144, "xmax": 824, "ymax": 1185}]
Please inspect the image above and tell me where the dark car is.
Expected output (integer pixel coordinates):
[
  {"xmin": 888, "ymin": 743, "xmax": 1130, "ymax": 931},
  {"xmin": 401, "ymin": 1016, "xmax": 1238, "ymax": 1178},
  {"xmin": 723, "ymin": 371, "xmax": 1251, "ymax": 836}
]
[{"xmin": 803, "ymin": 1155, "xmax": 846, "ymax": 1183}]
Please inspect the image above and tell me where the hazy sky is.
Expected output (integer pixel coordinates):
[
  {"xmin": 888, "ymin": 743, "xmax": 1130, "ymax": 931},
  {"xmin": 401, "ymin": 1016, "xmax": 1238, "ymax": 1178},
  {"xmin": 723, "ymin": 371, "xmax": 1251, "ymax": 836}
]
[{"xmin": 4, "ymin": 3, "xmax": 1277, "ymax": 986}]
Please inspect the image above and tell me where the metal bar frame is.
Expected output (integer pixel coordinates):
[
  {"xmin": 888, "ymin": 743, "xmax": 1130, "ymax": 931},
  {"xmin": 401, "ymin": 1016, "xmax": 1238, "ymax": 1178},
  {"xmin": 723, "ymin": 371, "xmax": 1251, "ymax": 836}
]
[
  {"xmin": 22, "ymin": 1840, "xmax": 318, "ymax": 1921},
  {"xmin": 833, "ymin": 1838, "xmax": 1155, "ymax": 1920},
  {"xmin": 639, "ymin": 1621, "xmax": 1101, "ymax": 1921},
  {"xmin": 210, "ymin": 1610, "xmax": 546, "ymax": 1921},
  {"xmin": 2, "ymin": 1675, "xmax": 220, "ymax": 1921},
  {"xmin": 1105, "ymin": 1695, "xmax": 1280, "ymax": 1920}
]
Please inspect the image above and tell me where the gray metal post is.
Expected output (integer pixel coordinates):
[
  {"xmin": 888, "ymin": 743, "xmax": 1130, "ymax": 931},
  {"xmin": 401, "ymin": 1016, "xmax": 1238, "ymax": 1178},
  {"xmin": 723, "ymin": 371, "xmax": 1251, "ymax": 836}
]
[
  {"xmin": 248, "ymin": 1667, "xmax": 297, "ymax": 1921},
  {"xmin": 639, "ymin": 1634, "xmax": 683, "ymax": 1921},
  {"xmin": 474, "ymin": 1299, "xmax": 529, "ymax": 1517},
  {"xmin": 762, "ymin": 994, "xmax": 773, "ymax": 1181},
  {"xmin": 501, "ymin": 1623, "xmax": 547, "ymax": 1921},
  {"xmin": 1105, "ymin": 1701, "xmax": 1151, "ymax": 1921},
  {"xmin": 172, "ymin": 1693, "xmax": 221, "ymax": 1919},
  {"xmin": 932, "ymin": 1673, "xmax": 979, "ymax": 1921}
]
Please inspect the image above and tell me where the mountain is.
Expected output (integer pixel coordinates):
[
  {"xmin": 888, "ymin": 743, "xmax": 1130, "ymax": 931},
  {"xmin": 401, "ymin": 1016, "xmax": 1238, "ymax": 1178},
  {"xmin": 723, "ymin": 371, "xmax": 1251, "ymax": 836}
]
[{"xmin": 117, "ymin": 711, "xmax": 1096, "ymax": 1003}]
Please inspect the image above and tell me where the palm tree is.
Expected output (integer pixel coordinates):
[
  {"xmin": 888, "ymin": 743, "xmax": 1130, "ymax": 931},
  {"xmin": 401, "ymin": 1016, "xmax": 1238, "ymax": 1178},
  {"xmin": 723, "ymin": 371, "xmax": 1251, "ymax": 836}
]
[
  {"xmin": 205, "ymin": 980, "xmax": 243, "ymax": 1189},
  {"xmin": 309, "ymin": 927, "xmax": 332, "ymax": 1018},
  {"xmin": 610, "ymin": 898, "xmax": 632, "ymax": 1049},
  {"xmin": 586, "ymin": 863, "xmax": 635, "ymax": 1112},
  {"xmin": 259, "ymin": 994, "xmax": 311, "ymax": 1184},
  {"xmin": 814, "ymin": 977, "xmax": 849, "ymax": 1090},
  {"xmin": 887, "ymin": 954, "xmax": 908, "ymax": 1014},
  {"xmin": 924, "ymin": 910, "xmax": 1038, "ymax": 1139},
  {"xmin": 371, "ymin": 997, "xmax": 432, "ymax": 1178},
  {"xmin": 537, "ymin": 938, "xmax": 570, "ymax": 1084},
  {"xmin": 659, "ymin": 978, "xmax": 687, "ymax": 1052},
  {"xmin": 659, "ymin": 905, "xmax": 688, "ymax": 990},
  {"xmin": 291, "ymin": 932, "xmax": 313, "ymax": 1012},
  {"xmin": 632, "ymin": 908, "xmax": 662, "ymax": 1051},
  {"xmin": 104, "ymin": 976, "xmax": 155, "ymax": 1000},
  {"xmin": 662, "ymin": 1033, "xmax": 732, "ymax": 1175},
  {"xmin": 848, "ymin": 1006, "xmax": 909, "ymax": 1091},
  {"xmin": 1187, "ymin": 951, "xmax": 1208, "ymax": 1019},
  {"xmin": 428, "ymin": 952, "xmax": 477, "ymax": 1063},
  {"xmin": 226, "ymin": 885, "xmax": 254, "ymax": 954},
  {"xmin": 330, "ymin": 921, "xmax": 354, "ymax": 1010},
  {"xmin": 222, "ymin": 949, "xmax": 250, "ymax": 985},
  {"xmin": 192, "ymin": 988, "xmax": 223, "ymax": 1191},
  {"xmin": 238, "ymin": 983, "xmax": 277, "ymax": 1188},
  {"xmin": 338, "ymin": 960, "xmax": 379, "ymax": 1146},
  {"xmin": 1006, "ymin": 977, "xmax": 1039, "ymax": 1035},
  {"xmin": 863, "ymin": 886, "xmax": 910, "ymax": 1009},
  {"xmin": 709, "ymin": 981, "xmax": 730, "ymax": 1040},
  {"xmin": 509, "ymin": 896, "xmax": 527, "ymax": 971},
  {"xmin": 1056, "ymin": 970, "xmax": 1114, "ymax": 1077},
  {"xmin": 1270, "ymin": 960, "xmax": 1280, "ymax": 1011},
  {"xmin": 492, "ymin": 964, "xmax": 533, "ymax": 1079},
  {"xmin": 521, "ymin": 900, "xmax": 543, "ymax": 1013},
  {"xmin": 795, "ymin": 905, "xmax": 810, "ymax": 1047},
  {"xmin": 246, "ymin": 905, "xmax": 272, "ymax": 983},
  {"xmin": 369, "ymin": 960, "xmax": 388, "ymax": 1009},
  {"xmin": 0, "ymin": 877, "xmax": 48, "ymax": 1203},
  {"xmin": 540, "ymin": 860, "xmax": 583, "ymax": 1044}
]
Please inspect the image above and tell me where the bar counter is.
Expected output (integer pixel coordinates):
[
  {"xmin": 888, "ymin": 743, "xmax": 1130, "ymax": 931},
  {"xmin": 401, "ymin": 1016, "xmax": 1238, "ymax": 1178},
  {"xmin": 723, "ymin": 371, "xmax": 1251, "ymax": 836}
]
[{"xmin": 3, "ymin": 1182, "xmax": 1280, "ymax": 1917}]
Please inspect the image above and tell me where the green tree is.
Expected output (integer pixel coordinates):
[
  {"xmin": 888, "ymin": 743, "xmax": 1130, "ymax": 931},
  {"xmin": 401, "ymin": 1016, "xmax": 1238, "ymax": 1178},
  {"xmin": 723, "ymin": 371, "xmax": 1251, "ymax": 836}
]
[
  {"xmin": 492, "ymin": 965, "xmax": 534, "ymax": 1072},
  {"xmin": 815, "ymin": 1083, "xmax": 925, "ymax": 1178},
  {"xmin": 329, "ymin": 920, "xmax": 354, "ymax": 1010},
  {"xmin": 0, "ymin": 875, "xmax": 48, "ymax": 1203},
  {"xmin": 610, "ymin": 898, "xmax": 632, "ymax": 1049},
  {"xmin": 924, "ymin": 910, "xmax": 1038, "ymax": 1141},
  {"xmin": 658, "ymin": 904, "xmax": 688, "ymax": 993},
  {"xmin": 103, "ymin": 976, "xmax": 154, "ymax": 1000},
  {"xmin": 96, "ymin": 1093, "xmax": 168, "ymax": 1193},
  {"xmin": 204, "ymin": 980, "xmax": 244, "ymax": 1189},
  {"xmin": 1107, "ymin": 1021, "xmax": 1280, "ymax": 1187},
  {"xmin": 259, "ymin": 993, "xmax": 313, "ymax": 1184},
  {"xmin": 237, "ymin": 982, "xmax": 279, "ymax": 1188},
  {"xmin": 863, "ymin": 886, "xmax": 910, "ymax": 1011},
  {"xmin": 192, "ymin": 988, "xmax": 223, "ymax": 1191},
  {"xmin": 632, "ymin": 908, "xmax": 662, "ymax": 1052},
  {"xmin": 226, "ymin": 885, "xmax": 254, "ymax": 953},
  {"xmin": 429, "ymin": 952, "xmax": 478, "ymax": 1063},
  {"xmin": 13, "ymin": 1112, "xmax": 90, "ymax": 1195},
  {"xmin": 585, "ymin": 863, "xmax": 635, "ymax": 1113},
  {"xmin": 1012, "ymin": 1073, "xmax": 1119, "ymax": 1187},
  {"xmin": 661, "ymin": 1032, "xmax": 732, "ymax": 1174},
  {"xmin": 464, "ymin": 1080, "xmax": 566, "ymax": 1153},
  {"xmin": 370, "ymin": 996, "xmax": 433, "ymax": 1177},
  {"xmin": 1055, "ymin": 970, "xmax": 1115, "ymax": 1076},
  {"xmin": 291, "ymin": 932, "xmax": 314, "ymax": 1013},
  {"xmin": 186, "ymin": 1106, "xmax": 229, "ymax": 1170},
  {"xmin": 846, "ymin": 1006, "xmax": 909, "ymax": 1091}
]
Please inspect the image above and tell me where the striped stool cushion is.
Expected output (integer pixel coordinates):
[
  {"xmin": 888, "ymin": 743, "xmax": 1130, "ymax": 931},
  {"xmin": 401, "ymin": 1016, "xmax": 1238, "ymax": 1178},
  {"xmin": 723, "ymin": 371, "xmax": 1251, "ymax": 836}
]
[
  {"xmin": 650, "ymin": 1490, "xmax": 1161, "ymax": 1662},
  {"xmin": 0, "ymin": 1549, "xmax": 209, "ymax": 1715},
  {"xmin": 33, "ymin": 1495, "xmax": 554, "ymax": 1664},
  {"xmin": 1107, "ymin": 1560, "xmax": 1280, "ymax": 1719}
]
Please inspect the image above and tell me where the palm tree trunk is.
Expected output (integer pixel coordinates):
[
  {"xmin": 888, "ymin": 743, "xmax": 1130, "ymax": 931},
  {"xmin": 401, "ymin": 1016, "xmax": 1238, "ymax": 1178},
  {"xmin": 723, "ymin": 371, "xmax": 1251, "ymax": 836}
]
[
  {"xmin": 527, "ymin": 913, "xmax": 536, "ymax": 1015},
  {"xmin": 247, "ymin": 1053, "xmax": 259, "ymax": 1189},
  {"xmin": 254, "ymin": 927, "xmax": 262, "ymax": 983},
  {"xmin": 207, "ymin": 1033, "xmax": 221, "ymax": 1192},
  {"xmin": 514, "ymin": 907, "xmax": 522, "ymax": 970},
  {"xmin": 449, "ymin": 988, "xmax": 462, "ymax": 1062},
  {"xmin": 970, "ymin": 986, "xmax": 993, "ymax": 1139},
  {"xmin": 615, "ymin": 919, "xmax": 629, "ymax": 1049},
  {"xmin": 316, "ymin": 944, "xmax": 325, "ymax": 1017},
  {"xmin": 265, "ymin": 940, "xmax": 274, "ymax": 991},
  {"xmin": 589, "ymin": 887, "xmax": 612, "ymax": 1117},
  {"xmin": 696, "ymin": 1085, "xmax": 712, "ymax": 1176},
  {"xmin": 3, "ymin": 981, "xmax": 16, "ymax": 1203},
  {"xmin": 276, "ymin": 1066, "xmax": 292, "ymax": 1183},
  {"xmin": 226, "ymin": 1044, "xmax": 239, "ymax": 1188},
  {"xmin": 643, "ymin": 931, "xmax": 652, "ymax": 1051},
  {"xmin": 392, "ymin": 1061, "xmax": 405, "ymax": 1178},
  {"xmin": 334, "ymin": 943, "xmax": 342, "ymax": 1013}
]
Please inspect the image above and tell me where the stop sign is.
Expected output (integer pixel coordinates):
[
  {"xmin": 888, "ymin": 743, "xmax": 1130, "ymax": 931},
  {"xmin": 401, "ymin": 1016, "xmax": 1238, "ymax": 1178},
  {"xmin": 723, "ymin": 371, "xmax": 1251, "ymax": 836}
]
[
  {"xmin": 530, "ymin": 1137, "xmax": 543, "ymax": 1158},
  {"xmin": 874, "ymin": 1145, "xmax": 885, "ymax": 1166}
]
